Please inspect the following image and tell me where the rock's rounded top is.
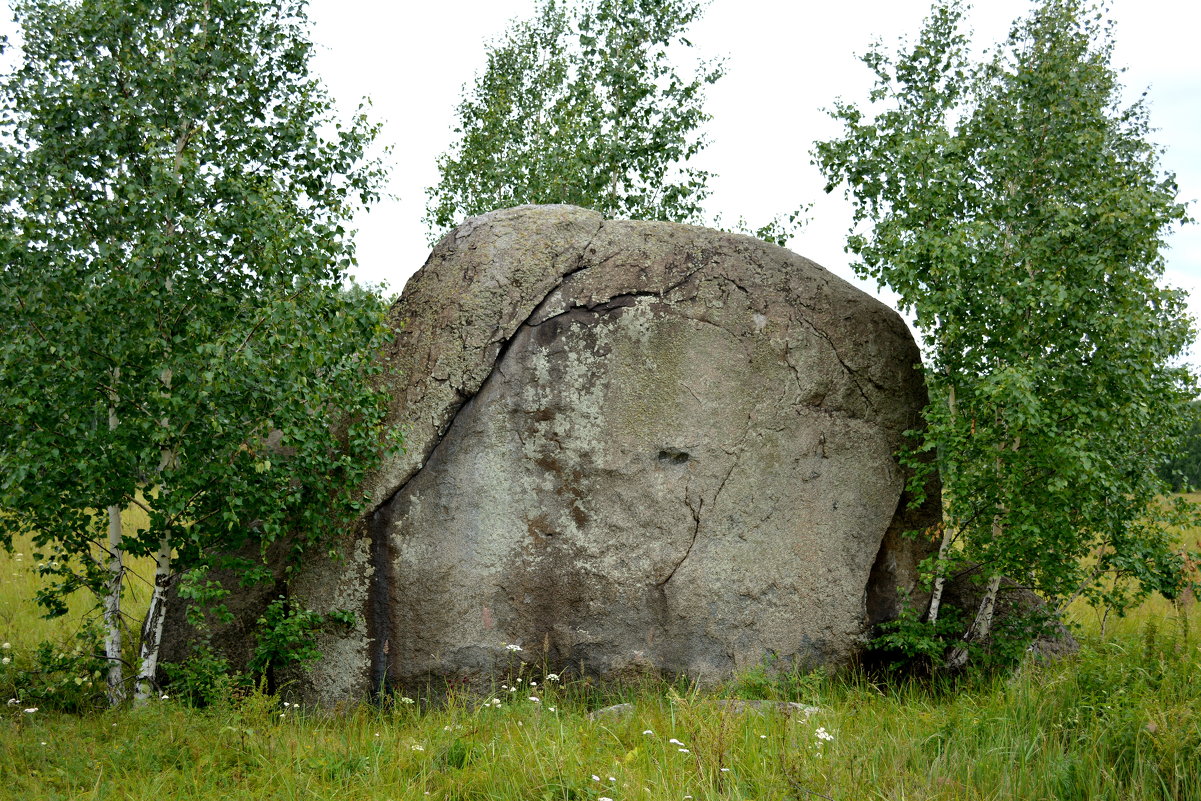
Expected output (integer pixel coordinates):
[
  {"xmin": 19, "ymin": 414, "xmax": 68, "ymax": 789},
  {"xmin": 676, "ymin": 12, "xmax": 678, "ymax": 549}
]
[{"xmin": 364, "ymin": 205, "xmax": 921, "ymax": 511}]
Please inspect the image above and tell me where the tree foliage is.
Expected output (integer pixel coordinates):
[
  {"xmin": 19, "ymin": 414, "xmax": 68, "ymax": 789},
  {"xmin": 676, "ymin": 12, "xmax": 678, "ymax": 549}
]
[
  {"xmin": 1158, "ymin": 400, "xmax": 1201, "ymax": 492},
  {"xmin": 424, "ymin": 0, "xmax": 724, "ymax": 239},
  {"xmin": 814, "ymin": 0, "xmax": 1198, "ymax": 663},
  {"xmin": 0, "ymin": 0, "xmax": 394, "ymax": 704}
]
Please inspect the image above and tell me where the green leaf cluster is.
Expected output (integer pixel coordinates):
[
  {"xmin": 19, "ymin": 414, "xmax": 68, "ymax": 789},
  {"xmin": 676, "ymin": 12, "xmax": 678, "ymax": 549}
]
[
  {"xmin": 1156, "ymin": 400, "xmax": 1201, "ymax": 491},
  {"xmin": 424, "ymin": 0, "xmax": 724, "ymax": 240},
  {"xmin": 814, "ymin": 0, "xmax": 1198, "ymax": 626},
  {"xmin": 0, "ymin": 0, "xmax": 396, "ymax": 691}
]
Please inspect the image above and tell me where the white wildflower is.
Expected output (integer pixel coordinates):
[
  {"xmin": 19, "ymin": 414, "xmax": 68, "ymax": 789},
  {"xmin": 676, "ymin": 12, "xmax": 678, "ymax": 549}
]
[
  {"xmin": 400, "ymin": 696, "xmax": 415, "ymax": 704},
  {"xmin": 592, "ymin": 775, "xmax": 601, "ymax": 782},
  {"xmin": 669, "ymin": 738, "xmax": 684, "ymax": 745},
  {"xmin": 815, "ymin": 727, "xmax": 834, "ymax": 742},
  {"xmin": 642, "ymin": 729, "xmax": 654, "ymax": 735},
  {"xmin": 1, "ymin": 657, "xmax": 9, "ymax": 665},
  {"xmin": 545, "ymin": 673, "xmax": 560, "ymax": 682},
  {"xmin": 411, "ymin": 744, "xmax": 425, "ymax": 752},
  {"xmin": 1, "ymin": 642, "xmax": 9, "ymax": 649},
  {"xmin": 24, "ymin": 707, "xmax": 38, "ymax": 713},
  {"xmin": 505, "ymin": 643, "xmax": 523, "ymax": 652},
  {"xmin": 528, "ymin": 696, "xmax": 540, "ymax": 703},
  {"xmin": 678, "ymin": 748, "xmax": 690, "ymax": 754}
]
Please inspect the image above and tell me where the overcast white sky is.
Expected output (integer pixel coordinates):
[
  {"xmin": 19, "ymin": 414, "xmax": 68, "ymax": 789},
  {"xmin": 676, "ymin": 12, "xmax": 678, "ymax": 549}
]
[
  {"xmin": 2, "ymin": 1, "xmax": 1197, "ymax": 355},
  {"xmin": 304, "ymin": 0, "xmax": 1201, "ymax": 360}
]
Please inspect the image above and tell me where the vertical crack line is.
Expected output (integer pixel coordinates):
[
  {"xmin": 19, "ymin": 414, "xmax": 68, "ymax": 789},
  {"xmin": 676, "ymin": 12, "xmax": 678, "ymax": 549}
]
[
  {"xmin": 659, "ymin": 496, "xmax": 702, "ymax": 589},
  {"xmin": 797, "ymin": 315, "xmax": 877, "ymax": 411},
  {"xmin": 714, "ymin": 416, "xmax": 751, "ymax": 507},
  {"xmin": 367, "ymin": 507, "xmax": 395, "ymax": 703}
]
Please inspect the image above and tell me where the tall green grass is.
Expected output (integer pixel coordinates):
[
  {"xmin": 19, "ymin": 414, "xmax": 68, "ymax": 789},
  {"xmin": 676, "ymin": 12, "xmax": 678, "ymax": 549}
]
[{"xmin": 2, "ymin": 507, "xmax": 1199, "ymax": 800}]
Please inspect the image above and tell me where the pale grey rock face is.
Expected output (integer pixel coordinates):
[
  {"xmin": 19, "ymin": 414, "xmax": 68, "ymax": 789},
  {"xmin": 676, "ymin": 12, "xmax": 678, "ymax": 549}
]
[{"xmin": 294, "ymin": 205, "xmax": 939, "ymax": 704}]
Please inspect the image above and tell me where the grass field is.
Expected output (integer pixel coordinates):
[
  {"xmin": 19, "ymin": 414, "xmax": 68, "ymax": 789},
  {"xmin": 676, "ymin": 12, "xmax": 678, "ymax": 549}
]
[{"xmin": 1, "ymin": 510, "xmax": 1199, "ymax": 800}]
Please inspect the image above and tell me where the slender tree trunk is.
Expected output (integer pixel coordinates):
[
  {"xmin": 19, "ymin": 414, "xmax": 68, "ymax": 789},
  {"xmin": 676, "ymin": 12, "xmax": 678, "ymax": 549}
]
[
  {"xmin": 103, "ymin": 372, "xmax": 126, "ymax": 706},
  {"xmin": 104, "ymin": 498, "xmax": 125, "ymax": 705},
  {"xmin": 133, "ymin": 533, "xmax": 172, "ymax": 705},
  {"xmin": 927, "ymin": 381, "xmax": 959, "ymax": 625},
  {"xmin": 926, "ymin": 522, "xmax": 955, "ymax": 625},
  {"xmin": 945, "ymin": 428, "xmax": 1013, "ymax": 669},
  {"xmin": 131, "ymin": 120, "xmax": 192, "ymax": 706},
  {"xmin": 946, "ymin": 556, "xmax": 1004, "ymax": 670}
]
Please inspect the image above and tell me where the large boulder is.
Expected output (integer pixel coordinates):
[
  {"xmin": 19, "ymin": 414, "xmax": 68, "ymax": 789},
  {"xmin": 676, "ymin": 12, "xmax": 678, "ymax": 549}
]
[{"xmin": 282, "ymin": 205, "xmax": 941, "ymax": 705}]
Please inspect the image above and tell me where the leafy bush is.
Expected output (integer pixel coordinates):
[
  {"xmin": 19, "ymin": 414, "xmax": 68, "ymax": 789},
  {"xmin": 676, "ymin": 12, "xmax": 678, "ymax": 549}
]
[
  {"xmin": 0, "ymin": 621, "xmax": 108, "ymax": 713},
  {"xmin": 159, "ymin": 642, "xmax": 252, "ymax": 708}
]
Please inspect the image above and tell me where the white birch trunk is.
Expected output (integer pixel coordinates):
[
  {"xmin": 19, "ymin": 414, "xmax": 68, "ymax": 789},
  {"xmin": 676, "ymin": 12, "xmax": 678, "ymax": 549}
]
[
  {"xmin": 946, "ymin": 571, "xmax": 1003, "ymax": 670},
  {"xmin": 927, "ymin": 381, "xmax": 960, "ymax": 626},
  {"xmin": 133, "ymin": 533, "xmax": 172, "ymax": 705},
  {"xmin": 925, "ymin": 523, "xmax": 955, "ymax": 625},
  {"xmin": 945, "ymin": 430, "xmax": 1013, "ymax": 670},
  {"xmin": 104, "ymin": 499, "xmax": 125, "ymax": 706},
  {"xmin": 131, "ymin": 123, "xmax": 189, "ymax": 706},
  {"xmin": 103, "ymin": 379, "xmax": 126, "ymax": 706}
]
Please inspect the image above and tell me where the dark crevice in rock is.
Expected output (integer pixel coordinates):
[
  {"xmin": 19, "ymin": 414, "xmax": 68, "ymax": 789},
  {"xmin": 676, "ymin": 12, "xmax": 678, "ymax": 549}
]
[
  {"xmin": 658, "ymin": 448, "xmax": 691, "ymax": 465},
  {"xmin": 367, "ymin": 504, "xmax": 396, "ymax": 702},
  {"xmin": 660, "ymin": 265, "xmax": 705, "ymax": 297},
  {"xmin": 530, "ymin": 291, "xmax": 665, "ymax": 328},
  {"xmin": 530, "ymin": 265, "xmax": 705, "ymax": 330}
]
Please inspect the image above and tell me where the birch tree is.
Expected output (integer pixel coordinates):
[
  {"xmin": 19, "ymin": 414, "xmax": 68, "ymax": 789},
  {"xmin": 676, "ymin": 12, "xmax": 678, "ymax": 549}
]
[
  {"xmin": 0, "ymin": 0, "xmax": 393, "ymax": 705},
  {"xmin": 815, "ymin": 0, "xmax": 1198, "ymax": 667},
  {"xmin": 424, "ymin": 0, "xmax": 725, "ymax": 240}
]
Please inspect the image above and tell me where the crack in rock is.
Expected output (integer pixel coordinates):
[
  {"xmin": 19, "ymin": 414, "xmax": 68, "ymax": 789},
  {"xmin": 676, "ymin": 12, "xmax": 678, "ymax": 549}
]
[
  {"xmin": 370, "ymin": 217, "xmax": 606, "ymax": 517},
  {"xmin": 659, "ymin": 496, "xmax": 702, "ymax": 589},
  {"xmin": 794, "ymin": 313, "xmax": 877, "ymax": 412}
]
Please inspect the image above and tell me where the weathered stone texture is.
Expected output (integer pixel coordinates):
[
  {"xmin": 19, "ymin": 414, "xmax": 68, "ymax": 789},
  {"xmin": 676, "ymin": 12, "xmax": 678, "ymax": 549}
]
[{"xmin": 291, "ymin": 205, "xmax": 940, "ymax": 704}]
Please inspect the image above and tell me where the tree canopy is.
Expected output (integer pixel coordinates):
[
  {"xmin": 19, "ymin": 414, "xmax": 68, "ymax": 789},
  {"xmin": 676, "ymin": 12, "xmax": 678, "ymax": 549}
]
[
  {"xmin": 814, "ymin": 0, "xmax": 1198, "ymax": 666},
  {"xmin": 424, "ymin": 0, "xmax": 724, "ymax": 240},
  {"xmin": 0, "ymin": 0, "xmax": 394, "ymax": 704}
]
